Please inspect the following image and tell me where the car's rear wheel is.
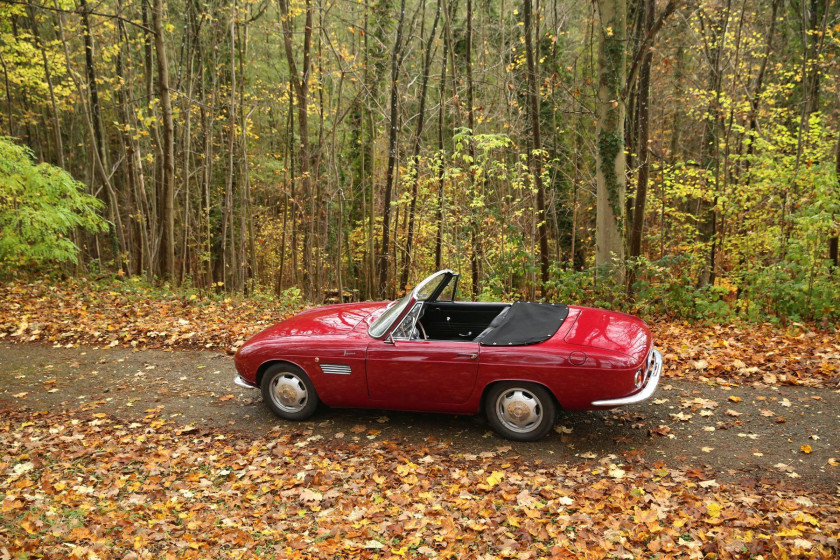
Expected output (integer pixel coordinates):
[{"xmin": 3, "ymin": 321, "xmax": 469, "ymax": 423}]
[
  {"xmin": 486, "ymin": 382, "xmax": 556, "ymax": 441},
  {"xmin": 261, "ymin": 363, "xmax": 319, "ymax": 421}
]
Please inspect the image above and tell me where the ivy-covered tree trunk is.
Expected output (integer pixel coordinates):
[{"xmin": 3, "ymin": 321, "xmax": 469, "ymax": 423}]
[{"xmin": 595, "ymin": 0, "xmax": 626, "ymax": 278}]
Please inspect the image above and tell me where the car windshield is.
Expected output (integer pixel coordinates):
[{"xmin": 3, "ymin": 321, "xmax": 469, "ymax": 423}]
[
  {"xmin": 367, "ymin": 270, "xmax": 454, "ymax": 338},
  {"xmin": 368, "ymin": 293, "xmax": 412, "ymax": 338}
]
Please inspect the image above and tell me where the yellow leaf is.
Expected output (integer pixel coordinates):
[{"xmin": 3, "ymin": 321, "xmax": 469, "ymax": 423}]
[
  {"xmin": 776, "ymin": 528, "xmax": 803, "ymax": 537},
  {"xmin": 728, "ymin": 396, "xmax": 742, "ymax": 403},
  {"xmin": 486, "ymin": 471, "xmax": 505, "ymax": 487},
  {"xmin": 800, "ymin": 445, "xmax": 812, "ymax": 454},
  {"xmin": 706, "ymin": 502, "xmax": 721, "ymax": 519},
  {"xmin": 795, "ymin": 512, "xmax": 820, "ymax": 527}
]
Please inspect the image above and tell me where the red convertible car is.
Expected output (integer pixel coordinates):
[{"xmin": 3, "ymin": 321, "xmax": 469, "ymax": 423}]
[{"xmin": 234, "ymin": 270, "xmax": 662, "ymax": 441}]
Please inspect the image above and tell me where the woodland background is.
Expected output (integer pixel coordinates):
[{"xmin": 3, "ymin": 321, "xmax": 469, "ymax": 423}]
[{"xmin": 1, "ymin": 0, "xmax": 839, "ymax": 321}]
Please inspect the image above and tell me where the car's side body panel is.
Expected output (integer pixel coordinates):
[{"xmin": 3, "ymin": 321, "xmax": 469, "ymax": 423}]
[{"xmin": 365, "ymin": 338, "xmax": 480, "ymax": 406}]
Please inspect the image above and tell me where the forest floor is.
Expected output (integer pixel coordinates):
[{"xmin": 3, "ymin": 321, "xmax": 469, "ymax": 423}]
[{"xmin": 1, "ymin": 278, "xmax": 839, "ymax": 558}]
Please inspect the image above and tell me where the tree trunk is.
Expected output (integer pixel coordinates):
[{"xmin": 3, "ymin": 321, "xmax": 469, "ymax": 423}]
[
  {"xmin": 26, "ymin": 6, "xmax": 64, "ymax": 168},
  {"xmin": 434, "ymin": 0, "xmax": 450, "ymax": 271},
  {"xmin": 152, "ymin": 0, "xmax": 176, "ymax": 281},
  {"xmin": 377, "ymin": 0, "xmax": 407, "ymax": 298},
  {"xmin": 697, "ymin": 2, "xmax": 730, "ymax": 287},
  {"xmin": 524, "ymin": 0, "xmax": 550, "ymax": 289},
  {"xmin": 400, "ymin": 0, "xmax": 441, "ymax": 290},
  {"xmin": 221, "ymin": 0, "xmax": 237, "ymax": 290},
  {"xmin": 831, "ymin": 133, "xmax": 840, "ymax": 267},
  {"xmin": 279, "ymin": 0, "xmax": 315, "ymax": 299},
  {"xmin": 465, "ymin": 0, "xmax": 482, "ymax": 297},
  {"xmin": 595, "ymin": 0, "xmax": 626, "ymax": 279},
  {"xmin": 628, "ymin": 0, "xmax": 654, "ymax": 264},
  {"xmin": 79, "ymin": 0, "xmax": 105, "ymax": 168},
  {"xmin": 0, "ymin": 51, "xmax": 13, "ymax": 136}
]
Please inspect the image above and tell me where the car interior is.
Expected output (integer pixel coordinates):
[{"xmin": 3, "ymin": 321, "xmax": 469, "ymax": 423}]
[{"xmin": 415, "ymin": 302, "xmax": 511, "ymax": 342}]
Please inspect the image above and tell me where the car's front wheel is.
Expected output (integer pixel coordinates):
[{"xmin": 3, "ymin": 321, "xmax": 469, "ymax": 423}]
[
  {"xmin": 486, "ymin": 382, "xmax": 556, "ymax": 441},
  {"xmin": 261, "ymin": 363, "xmax": 319, "ymax": 421}
]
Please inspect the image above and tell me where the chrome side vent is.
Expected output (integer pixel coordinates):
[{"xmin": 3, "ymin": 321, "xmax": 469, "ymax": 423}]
[{"xmin": 319, "ymin": 363, "xmax": 351, "ymax": 375}]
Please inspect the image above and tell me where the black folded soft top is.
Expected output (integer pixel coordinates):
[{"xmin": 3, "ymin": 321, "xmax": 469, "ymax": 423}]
[{"xmin": 475, "ymin": 301, "xmax": 569, "ymax": 346}]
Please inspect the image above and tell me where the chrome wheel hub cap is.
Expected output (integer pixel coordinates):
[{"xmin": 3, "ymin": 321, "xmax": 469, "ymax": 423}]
[
  {"xmin": 270, "ymin": 374, "xmax": 307, "ymax": 413},
  {"xmin": 496, "ymin": 389, "xmax": 542, "ymax": 433}
]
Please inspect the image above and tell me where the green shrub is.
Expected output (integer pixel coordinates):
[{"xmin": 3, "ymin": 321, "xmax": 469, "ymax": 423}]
[{"xmin": 0, "ymin": 137, "xmax": 107, "ymax": 270}]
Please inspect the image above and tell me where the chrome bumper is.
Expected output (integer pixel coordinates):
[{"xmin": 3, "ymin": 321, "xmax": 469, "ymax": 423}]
[
  {"xmin": 592, "ymin": 348, "xmax": 662, "ymax": 407},
  {"xmin": 234, "ymin": 375, "xmax": 258, "ymax": 389}
]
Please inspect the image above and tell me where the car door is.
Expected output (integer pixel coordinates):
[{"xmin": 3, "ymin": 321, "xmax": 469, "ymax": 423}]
[{"xmin": 365, "ymin": 338, "xmax": 480, "ymax": 406}]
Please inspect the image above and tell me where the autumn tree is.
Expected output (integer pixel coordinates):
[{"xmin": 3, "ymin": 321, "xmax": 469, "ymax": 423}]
[{"xmin": 594, "ymin": 0, "xmax": 626, "ymax": 279}]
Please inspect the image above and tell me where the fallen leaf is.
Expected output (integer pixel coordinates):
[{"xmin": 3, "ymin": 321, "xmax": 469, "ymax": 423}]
[
  {"xmin": 486, "ymin": 471, "xmax": 505, "ymax": 487},
  {"xmin": 607, "ymin": 464, "xmax": 626, "ymax": 479}
]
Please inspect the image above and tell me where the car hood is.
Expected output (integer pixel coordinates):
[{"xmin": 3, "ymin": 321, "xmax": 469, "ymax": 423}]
[
  {"xmin": 258, "ymin": 301, "xmax": 386, "ymax": 339},
  {"xmin": 563, "ymin": 307, "xmax": 650, "ymax": 361}
]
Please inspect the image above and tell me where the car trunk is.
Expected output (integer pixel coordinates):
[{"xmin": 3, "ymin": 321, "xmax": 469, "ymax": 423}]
[{"xmin": 563, "ymin": 307, "xmax": 650, "ymax": 364}]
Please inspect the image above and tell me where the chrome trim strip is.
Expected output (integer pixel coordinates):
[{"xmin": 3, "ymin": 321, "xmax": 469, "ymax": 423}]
[
  {"xmin": 234, "ymin": 375, "xmax": 258, "ymax": 389},
  {"xmin": 320, "ymin": 363, "xmax": 352, "ymax": 375},
  {"xmin": 592, "ymin": 349, "xmax": 662, "ymax": 407}
]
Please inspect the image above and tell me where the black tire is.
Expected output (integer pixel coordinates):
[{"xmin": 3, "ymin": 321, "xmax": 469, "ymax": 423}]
[
  {"xmin": 260, "ymin": 363, "xmax": 319, "ymax": 421},
  {"xmin": 485, "ymin": 382, "xmax": 556, "ymax": 441}
]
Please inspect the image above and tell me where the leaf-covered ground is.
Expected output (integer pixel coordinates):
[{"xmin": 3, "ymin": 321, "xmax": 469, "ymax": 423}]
[
  {"xmin": 2, "ymin": 407, "xmax": 838, "ymax": 559},
  {"xmin": 1, "ymin": 278, "xmax": 838, "ymax": 388},
  {"xmin": 1, "ymin": 279, "xmax": 839, "ymax": 558}
]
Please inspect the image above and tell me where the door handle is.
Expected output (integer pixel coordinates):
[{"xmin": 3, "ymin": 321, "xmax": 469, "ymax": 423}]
[{"xmin": 456, "ymin": 353, "xmax": 478, "ymax": 360}]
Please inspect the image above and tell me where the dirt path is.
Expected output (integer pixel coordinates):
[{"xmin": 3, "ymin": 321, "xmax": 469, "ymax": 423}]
[{"xmin": 1, "ymin": 342, "xmax": 838, "ymax": 492}]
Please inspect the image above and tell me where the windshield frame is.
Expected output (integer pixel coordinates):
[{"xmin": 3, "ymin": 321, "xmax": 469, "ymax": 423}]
[{"xmin": 367, "ymin": 269, "xmax": 455, "ymax": 339}]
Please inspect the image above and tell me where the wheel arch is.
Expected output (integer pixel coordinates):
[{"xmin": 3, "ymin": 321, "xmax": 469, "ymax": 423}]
[
  {"xmin": 255, "ymin": 358, "xmax": 308, "ymax": 388},
  {"xmin": 479, "ymin": 379, "xmax": 563, "ymax": 416}
]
